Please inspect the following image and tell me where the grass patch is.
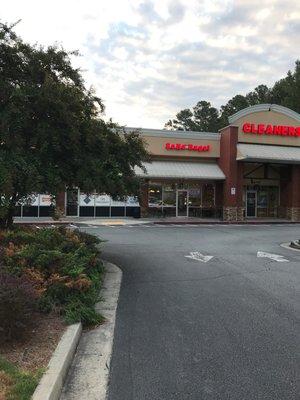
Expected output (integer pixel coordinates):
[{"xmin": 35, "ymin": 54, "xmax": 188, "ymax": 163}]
[{"xmin": 0, "ymin": 356, "xmax": 43, "ymax": 400}]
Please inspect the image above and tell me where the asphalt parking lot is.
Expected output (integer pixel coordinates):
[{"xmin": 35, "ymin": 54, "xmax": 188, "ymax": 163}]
[{"xmin": 83, "ymin": 224, "xmax": 300, "ymax": 400}]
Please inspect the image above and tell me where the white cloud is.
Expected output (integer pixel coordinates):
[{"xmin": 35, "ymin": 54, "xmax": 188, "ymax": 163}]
[{"xmin": 1, "ymin": 0, "xmax": 300, "ymax": 128}]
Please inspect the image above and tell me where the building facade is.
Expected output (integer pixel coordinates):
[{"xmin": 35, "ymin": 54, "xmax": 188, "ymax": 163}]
[
  {"xmin": 134, "ymin": 104, "xmax": 300, "ymax": 221},
  {"xmin": 15, "ymin": 104, "xmax": 300, "ymax": 221}
]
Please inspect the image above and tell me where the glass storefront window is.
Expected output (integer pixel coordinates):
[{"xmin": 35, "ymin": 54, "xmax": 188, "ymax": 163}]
[
  {"xmin": 269, "ymin": 187, "xmax": 279, "ymax": 217},
  {"xmin": 189, "ymin": 188, "xmax": 202, "ymax": 207},
  {"xmin": 148, "ymin": 184, "xmax": 162, "ymax": 207},
  {"xmin": 257, "ymin": 191, "xmax": 267, "ymax": 208},
  {"xmin": 177, "ymin": 182, "xmax": 188, "ymax": 190},
  {"xmin": 244, "ymin": 185, "xmax": 279, "ymax": 218},
  {"xmin": 202, "ymin": 184, "xmax": 215, "ymax": 207},
  {"xmin": 257, "ymin": 190, "xmax": 268, "ymax": 218},
  {"xmin": 162, "ymin": 184, "xmax": 176, "ymax": 207},
  {"xmin": 188, "ymin": 187, "xmax": 202, "ymax": 217}
]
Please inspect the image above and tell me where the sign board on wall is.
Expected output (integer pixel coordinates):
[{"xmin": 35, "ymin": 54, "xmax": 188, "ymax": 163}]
[
  {"xmin": 79, "ymin": 193, "xmax": 139, "ymax": 207},
  {"xmin": 126, "ymin": 196, "xmax": 139, "ymax": 206},
  {"xmin": 236, "ymin": 110, "xmax": 300, "ymax": 147},
  {"xmin": 22, "ymin": 194, "xmax": 39, "ymax": 206},
  {"xmin": 39, "ymin": 194, "xmax": 52, "ymax": 206},
  {"xmin": 242, "ymin": 123, "xmax": 300, "ymax": 137},
  {"xmin": 95, "ymin": 194, "xmax": 111, "ymax": 206},
  {"xmin": 165, "ymin": 143, "xmax": 210, "ymax": 152},
  {"xmin": 80, "ymin": 194, "xmax": 95, "ymax": 206},
  {"xmin": 111, "ymin": 198, "xmax": 126, "ymax": 207}
]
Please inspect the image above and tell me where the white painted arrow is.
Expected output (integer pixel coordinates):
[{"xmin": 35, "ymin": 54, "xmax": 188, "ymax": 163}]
[
  {"xmin": 257, "ymin": 251, "xmax": 289, "ymax": 262},
  {"xmin": 185, "ymin": 252, "xmax": 214, "ymax": 263}
]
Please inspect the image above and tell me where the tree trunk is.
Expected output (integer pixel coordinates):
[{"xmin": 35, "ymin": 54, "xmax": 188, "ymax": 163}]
[
  {"xmin": 0, "ymin": 207, "xmax": 15, "ymax": 229},
  {"xmin": 0, "ymin": 195, "xmax": 17, "ymax": 229}
]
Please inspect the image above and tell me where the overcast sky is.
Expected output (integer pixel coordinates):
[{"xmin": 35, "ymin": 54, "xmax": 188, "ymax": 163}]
[{"xmin": 2, "ymin": 1, "xmax": 300, "ymax": 128}]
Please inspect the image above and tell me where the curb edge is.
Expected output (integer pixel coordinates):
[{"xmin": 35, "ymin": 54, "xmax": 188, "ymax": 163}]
[
  {"xmin": 32, "ymin": 322, "xmax": 82, "ymax": 400},
  {"xmin": 59, "ymin": 260, "xmax": 122, "ymax": 400},
  {"xmin": 280, "ymin": 242, "xmax": 300, "ymax": 252}
]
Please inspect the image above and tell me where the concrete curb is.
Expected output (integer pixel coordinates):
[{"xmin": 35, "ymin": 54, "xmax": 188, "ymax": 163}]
[
  {"xmin": 32, "ymin": 323, "xmax": 82, "ymax": 400},
  {"xmin": 154, "ymin": 221, "xmax": 300, "ymax": 225},
  {"xmin": 59, "ymin": 261, "xmax": 122, "ymax": 400},
  {"xmin": 280, "ymin": 242, "xmax": 300, "ymax": 252}
]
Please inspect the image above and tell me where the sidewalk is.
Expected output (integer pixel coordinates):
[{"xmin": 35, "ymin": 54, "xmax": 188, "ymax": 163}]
[
  {"xmin": 14, "ymin": 216, "xmax": 298, "ymax": 226},
  {"xmin": 14, "ymin": 217, "xmax": 151, "ymax": 226},
  {"xmin": 152, "ymin": 217, "xmax": 297, "ymax": 225}
]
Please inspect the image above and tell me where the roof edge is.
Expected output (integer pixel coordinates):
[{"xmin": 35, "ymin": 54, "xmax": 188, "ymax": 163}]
[
  {"xmin": 124, "ymin": 127, "xmax": 220, "ymax": 140},
  {"xmin": 228, "ymin": 104, "xmax": 300, "ymax": 124}
]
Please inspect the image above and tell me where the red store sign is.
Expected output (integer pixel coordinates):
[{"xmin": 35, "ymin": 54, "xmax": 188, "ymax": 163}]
[
  {"xmin": 165, "ymin": 143, "xmax": 210, "ymax": 152},
  {"xmin": 242, "ymin": 123, "xmax": 300, "ymax": 137}
]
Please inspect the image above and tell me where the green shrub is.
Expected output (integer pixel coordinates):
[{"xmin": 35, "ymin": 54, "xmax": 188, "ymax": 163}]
[
  {"xmin": 0, "ymin": 273, "xmax": 37, "ymax": 341},
  {"xmin": 64, "ymin": 298, "xmax": 104, "ymax": 326},
  {"xmin": 0, "ymin": 226, "xmax": 104, "ymax": 327}
]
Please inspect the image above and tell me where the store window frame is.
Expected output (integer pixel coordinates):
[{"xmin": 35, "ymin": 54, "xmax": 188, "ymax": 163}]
[{"xmin": 148, "ymin": 181, "xmax": 216, "ymax": 218}]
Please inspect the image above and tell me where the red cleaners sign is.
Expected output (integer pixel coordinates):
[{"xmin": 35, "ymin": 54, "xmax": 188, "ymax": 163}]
[
  {"xmin": 242, "ymin": 123, "xmax": 300, "ymax": 137},
  {"xmin": 165, "ymin": 143, "xmax": 210, "ymax": 152}
]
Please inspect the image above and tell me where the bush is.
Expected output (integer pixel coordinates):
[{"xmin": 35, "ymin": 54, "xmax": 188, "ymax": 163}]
[
  {"xmin": 0, "ymin": 226, "xmax": 105, "ymax": 327},
  {"xmin": 65, "ymin": 298, "xmax": 104, "ymax": 326},
  {"xmin": 0, "ymin": 273, "xmax": 37, "ymax": 341}
]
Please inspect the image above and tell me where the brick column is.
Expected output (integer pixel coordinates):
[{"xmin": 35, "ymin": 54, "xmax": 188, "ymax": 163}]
[
  {"xmin": 287, "ymin": 165, "xmax": 300, "ymax": 221},
  {"xmin": 215, "ymin": 181, "xmax": 224, "ymax": 219},
  {"xmin": 218, "ymin": 126, "xmax": 244, "ymax": 221},
  {"xmin": 279, "ymin": 166, "xmax": 291, "ymax": 218}
]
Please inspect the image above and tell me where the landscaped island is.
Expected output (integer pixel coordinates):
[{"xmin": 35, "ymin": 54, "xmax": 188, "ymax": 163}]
[{"xmin": 0, "ymin": 226, "xmax": 104, "ymax": 399}]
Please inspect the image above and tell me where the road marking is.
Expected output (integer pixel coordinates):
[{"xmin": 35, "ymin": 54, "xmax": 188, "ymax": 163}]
[
  {"xmin": 185, "ymin": 252, "xmax": 214, "ymax": 263},
  {"xmin": 257, "ymin": 251, "xmax": 289, "ymax": 262}
]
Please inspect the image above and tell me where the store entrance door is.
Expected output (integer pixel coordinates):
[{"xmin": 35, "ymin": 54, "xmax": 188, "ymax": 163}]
[
  {"xmin": 177, "ymin": 190, "xmax": 188, "ymax": 217},
  {"xmin": 246, "ymin": 191, "xmax": 257, "ymax": 218}
]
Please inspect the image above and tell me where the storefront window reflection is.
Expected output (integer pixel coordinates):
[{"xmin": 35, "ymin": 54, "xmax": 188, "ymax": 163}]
[
  {"xmin": 268, "ymin": 187, "xmax": 279, "ymax": 217},
  {"xmin": 257, "ymin": 190, "xmax": 268, "ymax": 218},
  {"xmin": 148, "ymin": 184, "xmax": 162, "ymax": 207},
  {"xmin": 163, "ymin": 184, "xmax": 176, "ymax": 207},
  {"xmin": 202, "ymin": 184, "xmax": 215, "ymax": 207},
  {"xmin": 163, "ymin": 184, "xmax": 176, "ymax": 216}
]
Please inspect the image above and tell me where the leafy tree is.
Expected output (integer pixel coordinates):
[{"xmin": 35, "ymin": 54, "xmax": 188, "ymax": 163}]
[
  {"xmin": 246, "ymin": 84, "xmax": 272, "ymax": 105},
  {"xmin": 272, "ymin": 61, "xmax": 300, "ymax": 113},
  {"xmin": 165, "ymin": 101, "xmax": 221, "ymax": 132},
  {"xmin": 219, "ymin": 95, "xmax": 249, "ymax": 127},
  {"xmin": 165, "ymin": 61, "xmax": 300, "ymax": 131},
  {"xmin": 0, "ymin": 22, "xmax": 148, "ymax": 228},
  {"xmin": 165, "ymin": 108, "xmax": 194, "ymax": 131}
]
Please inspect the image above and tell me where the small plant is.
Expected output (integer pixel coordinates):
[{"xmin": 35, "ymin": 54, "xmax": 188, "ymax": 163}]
[
  {"xmin": 51, "ymin": 207, "xmax": 64, "ymax": 221},
  {"xmin": 0, "ymin": 273, "xmax": 37, "ymax": 341}
]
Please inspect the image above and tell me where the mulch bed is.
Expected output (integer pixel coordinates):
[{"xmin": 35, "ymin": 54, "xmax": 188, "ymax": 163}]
[{"xmin": 0, "ymin": 312, "xmax": 65, "ymax": 373}]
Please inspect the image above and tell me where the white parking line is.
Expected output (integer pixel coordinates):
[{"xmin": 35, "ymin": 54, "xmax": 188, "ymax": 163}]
[{"xmin": 257, "ymin": 251, "xmax": 289, "ymax": 262}]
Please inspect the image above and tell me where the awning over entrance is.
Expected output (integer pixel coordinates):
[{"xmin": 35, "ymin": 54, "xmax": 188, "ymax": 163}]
[
  {"xmin": 237, "ymin": 143, "xmax": 300, "ymax": 164},
  {"xmin": 134, "ymin": 161, "xmax": 225, "ymax": 180}
]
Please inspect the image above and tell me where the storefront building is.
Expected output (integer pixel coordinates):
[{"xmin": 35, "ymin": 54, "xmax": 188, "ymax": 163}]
[
  {"xmin": 15, "ymin": 104, "xmax": 300, "ymax": 221},
  {"xmin": 134, "ymin": 103, "xmax": 300, "ymax": 221}
]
